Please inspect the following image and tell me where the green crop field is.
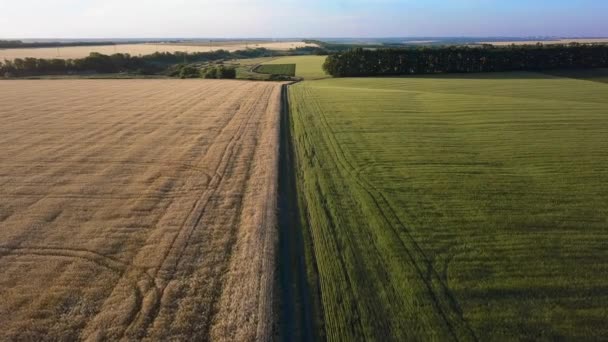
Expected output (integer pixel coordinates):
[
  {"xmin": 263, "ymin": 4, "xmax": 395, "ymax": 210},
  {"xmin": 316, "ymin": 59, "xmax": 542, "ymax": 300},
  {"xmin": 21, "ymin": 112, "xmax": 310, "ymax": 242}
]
[
  {"xmin": 288, "ymin": 72, "xmax": 608, "ymax": 341},
  {"xmin": 263, "ymin": 56, "xmax": 328, "ymax": 79},
  {"xmin": 254, "ymin": 63, "xmax": 296, "ymax": 76}
]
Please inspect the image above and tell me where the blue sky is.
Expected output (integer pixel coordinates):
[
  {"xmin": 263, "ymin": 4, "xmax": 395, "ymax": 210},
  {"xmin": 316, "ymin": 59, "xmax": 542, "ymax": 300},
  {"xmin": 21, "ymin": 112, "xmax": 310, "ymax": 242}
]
[{"xmin": 1, "ymin": 0, "xmax": 607, "ymax": 38}]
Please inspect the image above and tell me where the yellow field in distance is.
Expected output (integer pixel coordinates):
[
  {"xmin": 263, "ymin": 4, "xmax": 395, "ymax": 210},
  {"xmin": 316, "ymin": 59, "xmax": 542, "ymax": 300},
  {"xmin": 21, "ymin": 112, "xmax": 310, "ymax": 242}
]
[{"xmin": 0, "ymin": 41, "xmax": 317, "ymax": 60}]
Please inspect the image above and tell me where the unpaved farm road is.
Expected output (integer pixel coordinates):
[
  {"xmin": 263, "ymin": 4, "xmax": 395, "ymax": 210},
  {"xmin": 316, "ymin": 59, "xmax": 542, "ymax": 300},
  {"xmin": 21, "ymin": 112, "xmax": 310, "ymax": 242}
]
[{"xmin": 0, "ymin": 79, "xmax": 281, "ymax": 341}]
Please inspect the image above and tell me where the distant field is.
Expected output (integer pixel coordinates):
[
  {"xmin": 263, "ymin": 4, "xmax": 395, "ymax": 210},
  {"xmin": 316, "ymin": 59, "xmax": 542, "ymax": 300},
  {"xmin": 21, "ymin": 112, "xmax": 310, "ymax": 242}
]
[
  {"xmin": 263, "ymin": 56, "xmax": 328, "ymax": 79},
  {"xmin": 289, "ymin": 73, "xmax": 608, "ymax": 340},
  {"xmin": 480, "ymin": 38, "xmax": 608, "ymax": 45},
  {"xmin": 254, "ymin": 64, "xmax": 296, "ymax": 76},
  {"xmin": 0, "ymin": 80, "xmax": 282, "ymax": 340},
  {"xmin": 0, "ymin": 41, "xmax": 315, "ymax": 60},
  {"xmin": 220, "ymin": 57, "xmax": 275, "ymax": 81}
]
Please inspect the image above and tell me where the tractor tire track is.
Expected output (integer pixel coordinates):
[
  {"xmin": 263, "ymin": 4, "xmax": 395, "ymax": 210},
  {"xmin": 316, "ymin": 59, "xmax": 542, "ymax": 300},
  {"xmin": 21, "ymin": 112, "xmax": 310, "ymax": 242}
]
[
  {"xmin": 121, "ymin": 84, "xmax": 273, "ymax": 339},
  {"xmin": 0, "ymin": 80, "xmax": 283, "ymax": 342},
  {"xmin": 298, "ymin": 85, "xmax": 477, "ymax": 341}
]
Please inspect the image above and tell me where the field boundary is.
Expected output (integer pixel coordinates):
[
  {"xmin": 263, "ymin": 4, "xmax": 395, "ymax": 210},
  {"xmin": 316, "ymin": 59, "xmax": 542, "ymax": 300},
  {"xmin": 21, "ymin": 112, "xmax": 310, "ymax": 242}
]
[{"xmin": 277, "ymin": 83, "xmax": 325, "ymax": 341}]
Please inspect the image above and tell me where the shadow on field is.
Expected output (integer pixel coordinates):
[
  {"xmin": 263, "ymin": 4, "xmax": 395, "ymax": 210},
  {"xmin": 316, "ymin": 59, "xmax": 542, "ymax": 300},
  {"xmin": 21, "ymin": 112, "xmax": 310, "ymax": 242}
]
[
  {"xmin": 542, "ymin": 68, "xmax": 608, "ymax": 83},
  {"xmin": 370, "ymin": 68, "xmax": 608, "ymax": 81},
  {"xmin": 385, "ymin": 71, "xmax": 557, "ymax": 80}
]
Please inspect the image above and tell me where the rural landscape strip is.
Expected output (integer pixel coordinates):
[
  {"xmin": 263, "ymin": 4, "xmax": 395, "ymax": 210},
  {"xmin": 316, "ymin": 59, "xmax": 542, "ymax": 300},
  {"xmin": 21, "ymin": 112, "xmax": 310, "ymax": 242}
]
[{"xmin": 1, "ymin": 51, "xmax": 608, "ymax": 341}]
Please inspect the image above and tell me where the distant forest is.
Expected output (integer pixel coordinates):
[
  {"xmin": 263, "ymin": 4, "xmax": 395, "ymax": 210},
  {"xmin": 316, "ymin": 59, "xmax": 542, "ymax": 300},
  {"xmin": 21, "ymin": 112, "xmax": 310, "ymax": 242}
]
[{"xmin": 323, "ymin": 44, "xmax": 608, "ymax": 76}]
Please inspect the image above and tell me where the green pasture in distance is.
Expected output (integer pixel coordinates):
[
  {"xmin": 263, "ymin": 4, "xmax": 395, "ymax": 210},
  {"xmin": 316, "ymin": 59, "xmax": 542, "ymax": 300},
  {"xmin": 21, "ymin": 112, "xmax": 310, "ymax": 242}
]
[
  {"xmin": 254, "ymin": 64, "xmax": 296, "ymax": 76},
  {"xmin": 263, "ymin": 56, "xmax": 328, "ymax": 79}
]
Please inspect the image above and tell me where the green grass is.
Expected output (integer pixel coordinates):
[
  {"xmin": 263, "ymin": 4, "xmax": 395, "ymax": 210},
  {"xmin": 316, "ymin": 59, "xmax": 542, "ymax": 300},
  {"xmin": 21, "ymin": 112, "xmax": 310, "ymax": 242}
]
[
  {"xmin": 263, "ymin": 56, "xmax": 328, "ymax": 79},
  {"xmin": 288, "ymin": 72, "xmax": 608, "ymax": 341},
  {"xmin": 254, "ymin": 64, "xmax": 296, "ymax": 76}
]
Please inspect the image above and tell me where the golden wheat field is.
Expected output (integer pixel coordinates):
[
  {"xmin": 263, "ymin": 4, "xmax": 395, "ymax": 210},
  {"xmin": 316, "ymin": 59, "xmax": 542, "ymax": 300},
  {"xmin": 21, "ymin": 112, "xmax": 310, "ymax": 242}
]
[
  {"xmin": 0, "ymin": 79, "xmax": 282, "ymax": 341},
  {"xmin": 0, "ymin": 41, "xmax": 316, "ymax": 60}
]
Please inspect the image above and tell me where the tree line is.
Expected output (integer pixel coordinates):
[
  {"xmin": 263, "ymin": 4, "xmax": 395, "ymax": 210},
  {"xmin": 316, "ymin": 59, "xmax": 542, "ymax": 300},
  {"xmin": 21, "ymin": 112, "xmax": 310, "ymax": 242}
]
[
  {"xmin": 0, "ymin": 53, "xmax": 159, "ymax": 76},
  {"xmin": 322, "ymin": 44, "xmax": 608, "ymax": 77},
  {"xmin": 0, "ymin": 48, "xmax": 274, "ymax": 77},
  {"xmin": 173, "ymin": 64, "xmax": 236, "ymax": 79}
]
